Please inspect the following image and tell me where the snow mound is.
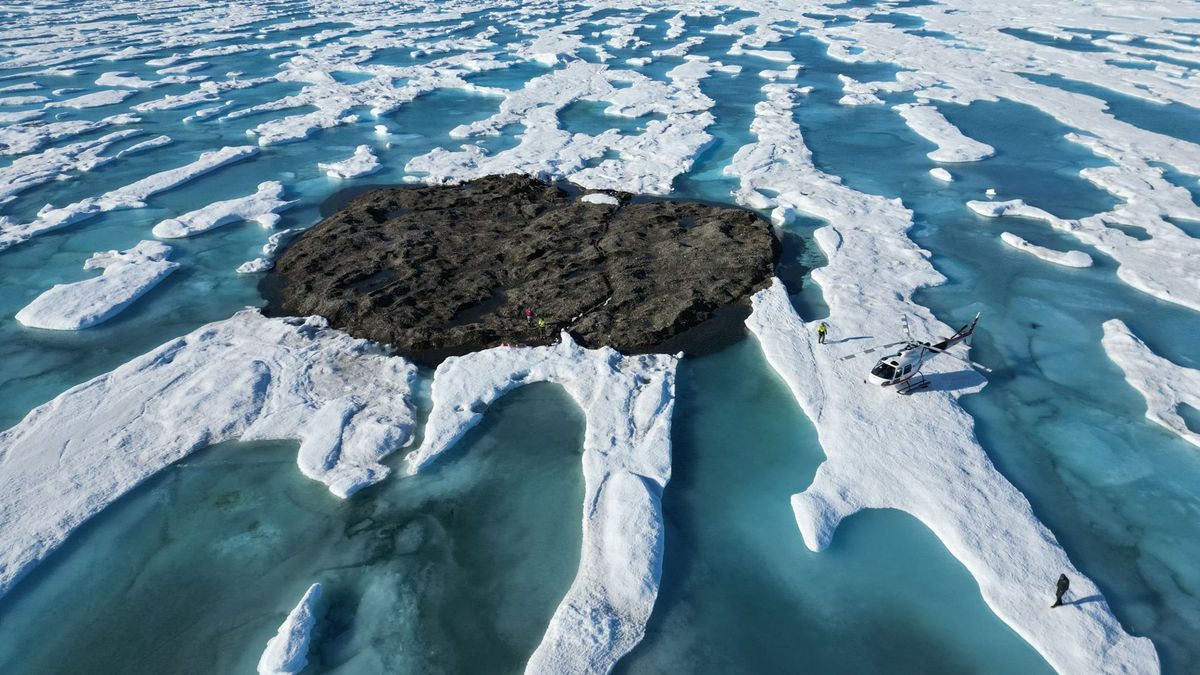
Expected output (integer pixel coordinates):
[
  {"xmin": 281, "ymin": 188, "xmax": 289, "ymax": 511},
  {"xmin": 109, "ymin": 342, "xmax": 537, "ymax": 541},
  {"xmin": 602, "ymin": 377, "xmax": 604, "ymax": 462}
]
[
  {"xmin": 929, "ymin": 167, "xmax": 953, "ymax": 182},
  {"xmin": 318, "ymin": 145, "xmax": 380, "ymax": 179},
  {"xmin": 0, "ymin": 311, "xmax": 417, "ymax": 598},
  {"xmin": 1102, "ymin": 320, "xmax": 1200, "ymax": 449},
  {"xmin": 258, "ymin": 583, "xmax": 322, "ymax": 675},
  {"xmin": 580, "ymin": 192, "xmax": 619, "ymax": 205},
  {"xmin": 895, "ymin": 103, "xmax": 995, "ymax": 163},
  {"xmin": 15, "ymin": 240, "xmax": 179, "ymax": 330},
  {"xmin": 405, "ymin": 334, "xmax": 676, "ymax": 674},
  {"xmin": 1000, "ymin": 231, "xmax": 1093, "ymax": 268},
  {"xmin": 153, "ymin": 181, "xmax": 294, "ymax": 238}
]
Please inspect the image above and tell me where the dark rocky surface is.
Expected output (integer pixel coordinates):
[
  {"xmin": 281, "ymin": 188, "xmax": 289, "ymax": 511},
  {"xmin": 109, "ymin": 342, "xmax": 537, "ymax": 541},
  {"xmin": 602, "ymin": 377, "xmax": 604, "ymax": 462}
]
[{"xmin": 267, "ymin": 174, "xmax": 779, "ymax": 365}]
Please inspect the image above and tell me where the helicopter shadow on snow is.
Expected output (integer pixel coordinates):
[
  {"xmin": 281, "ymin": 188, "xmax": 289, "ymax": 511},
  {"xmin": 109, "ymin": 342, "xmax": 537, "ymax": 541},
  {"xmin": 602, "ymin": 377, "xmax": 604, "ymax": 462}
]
[
  {"xmin": 827, "ymin": 335, "xmax": 870, "ymax": 345},
  {"xmin": 910, "ymin": 368, "xmax": 989, "ymax": 394}
]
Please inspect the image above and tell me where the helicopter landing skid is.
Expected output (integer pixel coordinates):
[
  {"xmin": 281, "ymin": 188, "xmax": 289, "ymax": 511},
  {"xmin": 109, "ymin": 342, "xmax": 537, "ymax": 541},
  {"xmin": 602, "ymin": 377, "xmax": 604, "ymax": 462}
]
[{"xmin": 897, "ymin": 375, "xmax": 930, "ymax": 395}]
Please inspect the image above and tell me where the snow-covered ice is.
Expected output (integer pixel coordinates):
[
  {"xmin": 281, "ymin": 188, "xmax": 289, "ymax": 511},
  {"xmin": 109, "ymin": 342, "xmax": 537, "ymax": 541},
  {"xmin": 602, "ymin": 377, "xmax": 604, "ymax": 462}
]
[
  {"xmin": 405, "ymin": 335, "xmax": 676, "ymax": 674},
  {"xmin": 15, "ymin": 240, "xmax": 179, "ymax": 330},
  {"xmin": 895, "ymin": 104, "xmax": 995, "ymax": 163},
  {"xmin": 1, "ymin": 145, "xmax": 259, "ymax": 251},
  {"xmin": 729, "ymin": 81, "xmax": 1156, "ymax": 674},
  {"xmin": 237, "ymin": 228, "xmax": 296, "ymax": 274},
  {"xmin": 929, "ymin": 167, "xmax": 953, "ymax": 182},
  {"xmin": 580, "ymin": 192, "xmax": 619, "ymax": 206},
  {"xmin": 153, "ymin": 181, "xmax": 293, "ymax": 238},
  {"xmin": 317, "ymin": 145, "xmax": 380, "ymax": 179},
  {"xmin": 1103, "ymin": 320, "xmax": 1200, "ymax": 449},
  {"xmin": 0, "ymin": 312, "xmax": 417, "ymax": 597},
  {"xmin": 44, "ymin": 89, "xmax": 135, "ymax": 109},
  {"xmin": 257, "ymin": 583, "xmax": 322, "ymax": 675},
  {"xmin": 1000, "ymin": 231, "xmax": 1093, "ymax": 268}
]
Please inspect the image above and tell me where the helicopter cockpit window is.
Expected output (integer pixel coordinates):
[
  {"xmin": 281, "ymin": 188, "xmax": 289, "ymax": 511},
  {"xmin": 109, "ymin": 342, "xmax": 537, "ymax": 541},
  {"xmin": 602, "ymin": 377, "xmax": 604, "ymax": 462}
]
[
  {"xmin": 901, "ymin": 364, "xmax": 913, "ymax": 375},
  {"xmin": 871, "ymin": 361, "xmax": 897, "ymax": 380}
]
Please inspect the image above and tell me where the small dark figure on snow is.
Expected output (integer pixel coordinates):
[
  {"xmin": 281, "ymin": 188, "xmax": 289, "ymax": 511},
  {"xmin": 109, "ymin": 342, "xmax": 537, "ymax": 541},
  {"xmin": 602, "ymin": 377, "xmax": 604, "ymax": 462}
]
[
  {"xmin": 817, "ymin": 322, "xmax": 829, "ymax": 345},
  {"xmin": 1051, "ymin": 574, "xmax": 1070, "ymax": 608}
]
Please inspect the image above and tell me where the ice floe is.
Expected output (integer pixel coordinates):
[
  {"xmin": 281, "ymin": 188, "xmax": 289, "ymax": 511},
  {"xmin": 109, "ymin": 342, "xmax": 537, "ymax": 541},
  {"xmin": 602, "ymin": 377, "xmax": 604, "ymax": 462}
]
[
  {"xmin": 407, "ymin": 58, "xmax": 721, "ymax": 195},
  {"xmin": 929, "ymin": 167, "xmax": 953, "ymax": 182},
  {"xmin": 152, "ymin": 181, "xmax": 293, "ymax": 238},
  {"xmin": 318, "ymin": 144, "xmax": 380, "ymax": 179},
  {"xmin": 237, "ymin": 228, "xmax": 296, "ymax": 274},
  {"xmin": 44, "ymin": 89, "xmax": 135, "ymax": 109},
  {"xmin": 1000, "ymin": 231, "xmax": 1093, "ymax": 268},
  {"xmin": 0, "ymin": 128, "xmax": 141, "ymax": 204},
  {"xmin": 405, "ymin": 334, "xmax": 677, "ymax": 674},
  {"xmin": 894, "ymin": 103, "xmax": 995, "ymax": 162},
  {"xmin": 257, "ymin": 583, "xmax": 322, "ymax": 675},
  {"xmin": 15, "ymin": 240, "xmax": 179, "ymax": 330},
  {"xmin": 729, "ymin": 82, "xmax": 1157, "ymax": 674},
  {"xmin": 1, "ymin": 145, "xmax": 258, "ymax": 251},
  {"xmin": 580, "ymin": 192, "xmax": 619, "ymax": 205},
  {"xmin": 1103, "ymin": 320, "xmax": 1200, "ymax": 449},
  {"xmin": 0, "ymin": 311, "xmax": 417, "ymax": 597}
]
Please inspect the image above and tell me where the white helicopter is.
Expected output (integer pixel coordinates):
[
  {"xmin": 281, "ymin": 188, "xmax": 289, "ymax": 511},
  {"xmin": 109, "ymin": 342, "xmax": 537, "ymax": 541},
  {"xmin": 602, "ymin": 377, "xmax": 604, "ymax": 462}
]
[{"xmin": 840, "ymin": 313, "xmax": 991, "ymax": 394}]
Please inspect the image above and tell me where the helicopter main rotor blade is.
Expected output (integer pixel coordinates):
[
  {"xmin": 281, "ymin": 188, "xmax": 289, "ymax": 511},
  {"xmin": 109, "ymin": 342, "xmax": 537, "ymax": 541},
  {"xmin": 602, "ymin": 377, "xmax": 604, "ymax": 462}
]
[
  {"xmin": 839, "ymin": 341, "xmax": 909, "ymax": 361},
  {"xmin": 917, "ymin": 342, "xmax": 993, "ymax": 373}
]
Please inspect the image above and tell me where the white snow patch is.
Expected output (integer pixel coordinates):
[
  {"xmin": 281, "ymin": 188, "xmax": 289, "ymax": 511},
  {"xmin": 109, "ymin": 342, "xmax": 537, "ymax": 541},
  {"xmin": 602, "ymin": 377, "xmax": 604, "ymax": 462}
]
[
  {"xmin": 15, "ymin": 240, "xmax": 179, "ymax": 330},
  {"xmin": 1, "ymin": 145, "xmax": 259, "ymax": 251},
  {"xmin": 895, "ymin": 103, "xmax": 995, "ymax": 162},
  {"xmin": 1000, "ymin": 231, "xmax": 1093, "ymax": 268},
  {"xmin": 580, "ymin": 192, "xmax": 619, "ymax": 205},
  {"xmin": 405, "ymin": 335, "xmax": 676, "ymax": 674},
  {"xmin": 237, "ymin": 228, "xmax": 297, "ymax": 274},
  {"xmin": 44, "ymin": 89, "xmax": 135, "ymax": 109},
  {"xmin": 153, "ymin": 181, "xmax": 294, "ymax": 238},
  {"xmin": 257, "ymin": 583, "xmax": 322, "ymax": 675},
  {"xmin": 1102, "ymin": 320, "xmax": 1200, "ymax": 449},
  {"xmin": 318, "ymin": 144, "xmax": 381, "ymax": 179},
  {"xmin": 0, "ymin": 311, "xmax": 417, "ymax": 598}
]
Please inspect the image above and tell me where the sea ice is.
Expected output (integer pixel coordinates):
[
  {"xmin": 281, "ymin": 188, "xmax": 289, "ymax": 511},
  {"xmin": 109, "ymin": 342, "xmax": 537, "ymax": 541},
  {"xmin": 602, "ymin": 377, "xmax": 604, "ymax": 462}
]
[
  {"xmin": 929, "ymin": 167, "xmax": 953, "ymax": 181},
  {"xmin": 1102, "ymin": 320, "xmax": 1200, "ymax": 449},
  {"xmin": 405, "ymin": 335, "xmax": 676, "ymax": 674},
  {"xmin": 257, "ymin": 583, "xmax": 322, "ymax": 675},
  {"xmin": 1000, "ymin": 231, "xmax": 1093, "ymax": 268},
  {"xmin": 0, "ymin": 145, "xmax": 259, "ymax": 251},
  {"xmin": 728, "ymin": 82, "xmax": 1157, "ymax": 674},
  {"xmin": 894, "ymin": 103, "xmax": 996, "ymax": 162},
  {"xmin": 44, "ymin": 89, "xmax": 135, "ymax": 109},
  {"xmin": 580, "ymin": 192, "xmax": 619, "ymax": 205},
  {"xmin": 152, "ymin": 181, "xmax": 294, "ymax": 238},
  {"xmin": 318, "ymin": 145, "xmax": 380, "ymax": 179},
  {"xmin": 237, "ymin": 228, "xmax": 296, "ymax": 274},
  {"xmin": 15, "ymin": 240, "xmax": 179, "ymax": 330},
  {"xmin": 0, "ymin": 311, "xmax": 417, "ymax": 597}
]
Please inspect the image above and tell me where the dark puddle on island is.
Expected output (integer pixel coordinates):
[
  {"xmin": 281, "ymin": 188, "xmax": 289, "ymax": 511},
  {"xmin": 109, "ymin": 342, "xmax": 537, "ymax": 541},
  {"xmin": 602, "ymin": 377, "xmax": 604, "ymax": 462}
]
[{"xmin": 0, "ymin": 383, "xmax": 584, "ymax": 675}]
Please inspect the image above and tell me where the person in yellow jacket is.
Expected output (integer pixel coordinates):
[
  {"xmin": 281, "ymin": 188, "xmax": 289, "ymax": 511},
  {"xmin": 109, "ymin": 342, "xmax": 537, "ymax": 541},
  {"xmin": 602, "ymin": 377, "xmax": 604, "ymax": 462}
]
[{"xmin": 817, "ymin": 322, "xmax": 829, "ymax": 345}]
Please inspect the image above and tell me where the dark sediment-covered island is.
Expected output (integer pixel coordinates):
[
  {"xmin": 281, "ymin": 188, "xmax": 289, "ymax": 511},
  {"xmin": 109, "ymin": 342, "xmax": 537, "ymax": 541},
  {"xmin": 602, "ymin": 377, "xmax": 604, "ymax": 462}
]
[{"xmin": 268, "ymin": 174, "xmax": 780, "ymax": 364}]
